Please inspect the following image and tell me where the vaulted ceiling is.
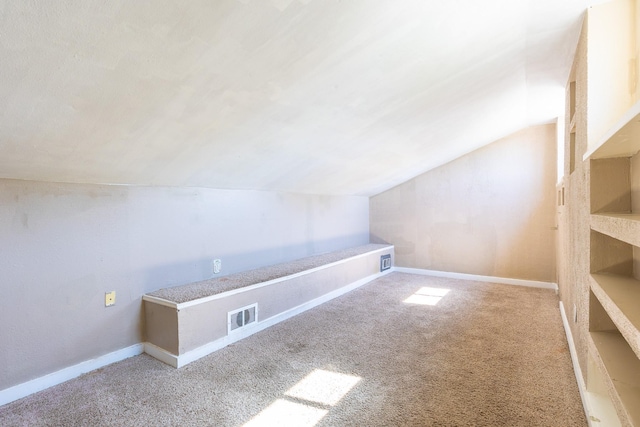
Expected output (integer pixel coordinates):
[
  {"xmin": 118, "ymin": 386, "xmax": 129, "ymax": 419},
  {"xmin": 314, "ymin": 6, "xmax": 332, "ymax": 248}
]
[{"xmin": 0, "ymin": 1, "xmax": 601, "ymax": 196}]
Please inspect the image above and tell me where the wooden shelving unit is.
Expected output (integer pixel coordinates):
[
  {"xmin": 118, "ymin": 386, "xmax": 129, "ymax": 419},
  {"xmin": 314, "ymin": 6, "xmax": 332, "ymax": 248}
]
[
  {"xmin": 589, "ymin": 331, "xmax": 640, "ymax": 426},
  {"xmin": 587, "ymin": 98, "xmax": 640, "ymax": 427}
]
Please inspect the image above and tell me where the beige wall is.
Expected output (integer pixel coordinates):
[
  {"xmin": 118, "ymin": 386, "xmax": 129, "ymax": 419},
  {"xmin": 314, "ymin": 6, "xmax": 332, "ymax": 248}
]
[{"xmin": 370, "ymin": 124, "xmax": 557, "ymax": 282}]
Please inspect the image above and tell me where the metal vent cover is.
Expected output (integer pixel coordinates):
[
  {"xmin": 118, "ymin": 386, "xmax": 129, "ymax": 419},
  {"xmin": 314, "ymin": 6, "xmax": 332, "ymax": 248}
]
[
  {"xmin": 380, "ymin": 254, "xmax": 391, "ymax": 271},
  {"xmin": 228, "ymin": 303, "xmax": 258, "ymax": 334}
]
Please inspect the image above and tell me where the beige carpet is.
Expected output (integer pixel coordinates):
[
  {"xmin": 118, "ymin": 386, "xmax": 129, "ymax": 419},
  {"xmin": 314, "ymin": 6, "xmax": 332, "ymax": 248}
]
[{"xmin": 0, "ymin": 272, "xmax": 586, "ymax": 426}]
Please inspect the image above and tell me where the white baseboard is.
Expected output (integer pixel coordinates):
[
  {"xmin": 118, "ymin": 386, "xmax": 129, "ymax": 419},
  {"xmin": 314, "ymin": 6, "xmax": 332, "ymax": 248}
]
[
  {"xmin": 150, "ymin": 269, "xmax": 392, "ymax": 368},
  {"xmin": 559, "ymin": 301, "xmax": 621, "ymax": 427},
  {"xmin": 559, "ymin": 301, "xmax": 591, "ymax": 425},
  {"xmin": 0, "ymin": 343, "xmax": 144, "ymax": 407},
  {"xmin": 143, "ymin": 342, "xmax": 178, "ymax": 368},
  {"xmin": 393, "ymin": 267, "xmax": 558, "ymax": 291}
]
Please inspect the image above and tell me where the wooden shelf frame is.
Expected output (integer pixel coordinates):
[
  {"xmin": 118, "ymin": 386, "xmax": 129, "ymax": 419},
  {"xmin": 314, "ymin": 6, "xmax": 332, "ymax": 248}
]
[
  {"xmin": 589, "ymin": 331, "xmax": 640, "ymax": 427},
  {"xmin": 586, "ymin": 93, "xmax": 640, "ymax": 426}
]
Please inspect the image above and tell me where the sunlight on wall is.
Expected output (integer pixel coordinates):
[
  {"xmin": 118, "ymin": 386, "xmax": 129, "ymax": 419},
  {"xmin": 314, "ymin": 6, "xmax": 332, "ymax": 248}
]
[
  {"xmin": 587, "ymin": 0, "xmax": 636, "ymax": 148},
  {"xmin": 403, "ymin": 287, "xmax": 450, "ymax": 306},
  {"xmin": 243, "ymin": 369, "xmax": 362, "ymax": 427}
]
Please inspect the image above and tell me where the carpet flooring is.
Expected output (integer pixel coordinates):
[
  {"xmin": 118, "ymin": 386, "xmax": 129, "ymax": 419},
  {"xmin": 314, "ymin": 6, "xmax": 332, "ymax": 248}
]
[{"xmin": 0, "ymin": 272, "xmax": 586, "ymax": 426}]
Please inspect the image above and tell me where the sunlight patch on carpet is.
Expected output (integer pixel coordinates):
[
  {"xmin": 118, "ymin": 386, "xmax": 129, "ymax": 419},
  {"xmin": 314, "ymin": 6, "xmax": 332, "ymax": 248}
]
[
  {"xmin": 285, "ymin": 369, "xmax": 361, "ymax": 406},
  {"xmin": 243, "ymin": 399, "xmax": 327, "ymax": 427},
  {"xmin": 403, "ymin": 287, "xmax": 450, "ymax": 306},
  {"xmin": 243, "ymin": 369, "xmax": 361, "ymax": 427}
]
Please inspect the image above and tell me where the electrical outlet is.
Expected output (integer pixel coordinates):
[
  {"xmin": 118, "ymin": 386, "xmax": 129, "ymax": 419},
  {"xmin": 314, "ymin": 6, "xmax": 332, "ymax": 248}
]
[
  {"xmin": 105, "ymin": 291, "xmax": 116, "ymax": 307},
  {"xmin": 213, "ymin": 259, "xmax": 222, "ymax": 274}
]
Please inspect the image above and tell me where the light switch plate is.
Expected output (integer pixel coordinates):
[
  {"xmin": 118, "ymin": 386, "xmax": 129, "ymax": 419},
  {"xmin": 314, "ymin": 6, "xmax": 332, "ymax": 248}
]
[{"xmin": 105, "ymin": 291, "xmax": 116, "ymax": 307}]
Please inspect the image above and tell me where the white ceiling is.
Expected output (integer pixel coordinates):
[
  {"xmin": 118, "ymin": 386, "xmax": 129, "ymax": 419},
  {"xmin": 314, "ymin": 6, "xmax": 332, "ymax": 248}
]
[{"xmin": 0, "ymin": 0, "xmax": 598, "ymax": 196}]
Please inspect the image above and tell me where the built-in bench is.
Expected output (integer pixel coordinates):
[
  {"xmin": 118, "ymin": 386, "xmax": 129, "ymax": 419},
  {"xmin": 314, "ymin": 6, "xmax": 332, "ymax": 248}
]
[{"xmin": 143, "ymin": 244, "xmax": 394, "ymax": 367}]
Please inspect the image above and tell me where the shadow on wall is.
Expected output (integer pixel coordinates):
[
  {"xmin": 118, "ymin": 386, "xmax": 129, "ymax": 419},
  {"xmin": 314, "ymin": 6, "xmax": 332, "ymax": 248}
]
[
  {"xmin": 369, "ymin": 235, "xmax": 390, "ymax": 245},
  {"xmin": 370, "ymin": 235, "xmax": 414, "ymax": 263}
]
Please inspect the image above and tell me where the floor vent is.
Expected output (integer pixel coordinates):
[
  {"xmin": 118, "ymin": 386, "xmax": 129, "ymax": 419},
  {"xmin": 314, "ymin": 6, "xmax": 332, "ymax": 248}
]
[
  {"xmin": 228, "ymin": 303, "xmax": 258, "ymax": 334},
  {"xmin": 380, "ymin": 254, "xmax": 391, "ymax": 271}
]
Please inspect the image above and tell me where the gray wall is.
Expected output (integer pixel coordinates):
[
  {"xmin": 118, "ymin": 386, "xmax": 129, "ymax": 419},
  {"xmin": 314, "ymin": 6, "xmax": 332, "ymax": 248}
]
[
  {"xmin": 0, "ymin": 179, "xmax": 369, "ymax": 390},
  {"xmin": 370, "ymin": 124, "xmax": 557, "ymax": 282}
]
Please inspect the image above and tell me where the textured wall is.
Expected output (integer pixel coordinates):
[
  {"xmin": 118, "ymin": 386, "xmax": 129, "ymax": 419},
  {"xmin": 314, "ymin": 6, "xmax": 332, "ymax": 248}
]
[
  {"xmin": 0, "ymin": 179, "xmax": 369, "ymax": 390},
  {"xmin": 558, "ymin": 15, "xmax": 589, "ymax": 384},
  {"xmin": 370, "ymin": 124, "xmax": 557, "ymax": 282}
]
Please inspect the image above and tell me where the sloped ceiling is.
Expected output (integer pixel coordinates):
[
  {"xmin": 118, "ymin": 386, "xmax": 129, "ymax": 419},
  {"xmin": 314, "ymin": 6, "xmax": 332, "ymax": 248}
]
[{"xmin": 0, "ymin": 0, "xmax": 599, "ymax": 196}]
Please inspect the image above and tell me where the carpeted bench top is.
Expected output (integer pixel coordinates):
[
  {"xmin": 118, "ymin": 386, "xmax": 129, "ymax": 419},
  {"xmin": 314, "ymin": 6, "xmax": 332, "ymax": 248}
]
[{"xmin": 146, "ymin": 243, "xmax": 392, "ymax": 304}]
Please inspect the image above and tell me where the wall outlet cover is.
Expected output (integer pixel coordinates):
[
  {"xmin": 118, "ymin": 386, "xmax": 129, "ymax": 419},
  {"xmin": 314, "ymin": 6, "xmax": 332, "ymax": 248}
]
[
  {"xmin": 213, "ymin": 259, "xmax": 222, "ymax": 274},
  {"xmin": 105, "ymin": 291, "xmax": 116, "ymax": 307}
]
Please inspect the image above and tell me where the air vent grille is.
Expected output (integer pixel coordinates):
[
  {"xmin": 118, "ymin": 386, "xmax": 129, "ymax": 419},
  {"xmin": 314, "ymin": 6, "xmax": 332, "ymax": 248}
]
[
  {"xmin": 380, "ymin": 254, "xmax": 391, "ymax": 271},
  {"xmin": 228, "ymin": 303, "xmax": 258, "ymax": 334}
]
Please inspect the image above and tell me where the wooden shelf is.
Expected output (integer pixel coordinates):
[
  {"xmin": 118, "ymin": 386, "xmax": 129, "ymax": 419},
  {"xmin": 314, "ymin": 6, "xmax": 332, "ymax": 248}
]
[
  {"xmin": 578, "ymin": 31, "xmax": 640, "ymax": 426},
  {"xmin": 590, "ymin": 273, "xmax": 640, "ymax": 359},
  {"xmin": 591, "ymin": 214, "xmax": 640, "ymax": 247},
  {"xmin": 584, "ymin": 99, "xmax": 640, "ymax": 160},
  {"xmin": 589, "ymin": 331, "xmax": 640, "ymax": 427}
]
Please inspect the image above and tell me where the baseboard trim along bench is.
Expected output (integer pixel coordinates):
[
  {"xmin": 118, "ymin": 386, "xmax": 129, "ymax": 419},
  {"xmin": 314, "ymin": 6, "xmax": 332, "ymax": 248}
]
[{"xmin": 142, "ymin": 244, "xmax": 395, "ymax": 368}]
